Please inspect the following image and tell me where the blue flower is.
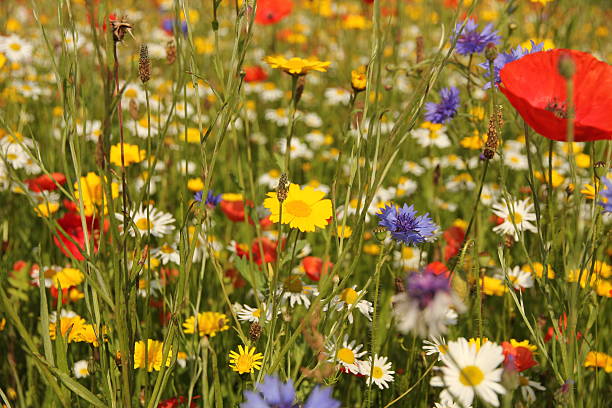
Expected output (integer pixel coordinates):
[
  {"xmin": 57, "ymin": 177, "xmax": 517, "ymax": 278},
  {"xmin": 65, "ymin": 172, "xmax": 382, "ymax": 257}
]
[
  {"xmin": 479, "ymin": 41, "xmax": 546, "ymax": 89},
  {"xmin": 453, "ymin": 18, "xmax": 501, "ymax": 56},
  {"xmin": 424, "ymin": 87, "xmax": 460, "ymax": 124},
  {"xmin": 599, "ymin": 176, "xmax": 612, "ymax": 213},
  {"xmin": 241, "ymin": 375, "xmax": 339, "ymax": 408},
  {"xmin": 406, "ymin": 270, "xmax": 450, "ymax": 309},
  {"xmin": 377, "ymin": 204, "xmax": 438, "ymax": 246},
  {"xmin": 194, "ymin": 190, "xmax": 222, "ymax": 207}
]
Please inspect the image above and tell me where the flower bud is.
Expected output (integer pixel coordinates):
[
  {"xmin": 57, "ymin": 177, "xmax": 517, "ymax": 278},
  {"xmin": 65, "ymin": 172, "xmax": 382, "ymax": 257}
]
[
  {"xmin": 557, "ymin": 53, "xmax": 576, "ymax": 79},
  {"xmin": 373, "ymin": 226, "xmax": 388, "ymax": 241}
]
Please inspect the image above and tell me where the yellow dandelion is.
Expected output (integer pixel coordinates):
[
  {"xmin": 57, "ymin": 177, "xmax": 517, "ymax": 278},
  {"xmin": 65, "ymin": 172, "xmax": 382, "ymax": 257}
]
[
  {"xmin": 263, "ymin": 183, "xmax": 332, "ymax": 232},
  {"xmin": 228, "ymin": 345, "xmax": 263, "ymax": 374},
  {"xmin": 182, "ymin": 312, "xmax": 229, "ymax": 337},
  {"xmin": 263, "ymin": 55, "xmax": 331, "ymax": 76},
  {"xmin": 134, "ymin": 339, "xmax": 171, "ymax": 372}
]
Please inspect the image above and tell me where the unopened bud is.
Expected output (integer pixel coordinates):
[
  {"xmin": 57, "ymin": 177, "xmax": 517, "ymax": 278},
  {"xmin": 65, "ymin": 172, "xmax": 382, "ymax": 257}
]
[
  {"xmin": 373, "ymin": 226, "xmax": 387, "ymax": 241},
  {"xmin": 557, "ymin": 53, "xmax": 576, "ymax": 79},
  {"xmin": 485, "ymin": 43, "xmax": 498, "ymax": 62}
]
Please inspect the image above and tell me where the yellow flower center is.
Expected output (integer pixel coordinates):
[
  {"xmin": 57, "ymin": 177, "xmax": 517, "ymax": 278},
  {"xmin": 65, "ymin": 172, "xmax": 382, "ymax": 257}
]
[
  {"xmin": 125, "ymin": 89, "xmax": 138, "ymax": 98},
  {"xmin": 10, "ymin": 43, "xmax": 21, "ymax": 51},
  {"xmin": 372, "ymin": 366, "xmax": 384, "ymax": 379},
  {"xmin": 507, "ymin": 212, "xmax": 523, "ymax": 224},
  {"xmin": 136, "ymin": 218, "xmax": 151, "ymax": 230},
  {"xmin": 252, "ymin": 309, "xmax": 261, "ymax": 318},
  {"xmin": 438, "ymin": 345, "xmax": 448, "ymax": 354},
  {"xmin": 337, "ymin": 347, "xmax": 355, "ymax": 364},
  {"xmin": 340, "ymin": 288, "xmax": 358, "ymax": 305},
  {"xmin": 286, "ymin": 200, "xmax": 312, "ymax": 217},
  {"xmin": 235, "ymin": 354, "xmax": 255, "ymax": 373},
  {"xmin": 161, "ymin": 244, "xmax": 174, "ymax": 253},
  {"xmin": 459, "ymin": 365, "xmax": 485, "ymax": 386},
  {"xmin": 283, "ymin": 275, "xmax": 303, "ymax": 293}
]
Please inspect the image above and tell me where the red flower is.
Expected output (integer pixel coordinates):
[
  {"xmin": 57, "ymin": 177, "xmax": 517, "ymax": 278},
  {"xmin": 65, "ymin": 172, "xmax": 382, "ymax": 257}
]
[
  {"xmin": 443, "ymin": 225, "xmax": 465, "ymax": 261},
  {"xmin": 255, "ymin": 0, "xmax": 293, "ymax": 25},
  {"xmin": 26, "ymin": 172, "xmax": 66, "ymax": 192},
  {"xmin": 500, "ymin": 49, "xmax": 612, "ymax": 142},
  {"xmin": 251, "ymin": 238, "xmax": 278, "ymax": 266},
  {"xmin": 544, "ymin": 313, "xmax": 583, "ymax": 343},
  {"xmin": 302, "ymin": 256, "xmax": 333, "ymax": 281},
  {"xmin": 244, "ymin": 65, "xmax": 268, "ymax": 83},
  {"xmin": 157, "ymin": 395, "xmax": 200, "ymax": 408},
  {"xmin": 424, "ymin": 261, "xmax": 450, "ymax": 278},
  {"xmin": 502, "ymin": 341, "xmax": 538, "ymax": 372},
  {"xmin": 219, "ymin": 199, "xmax": 254, "ymax": 223},
  {"xmin": 53, "ymin": 212, "xmax": 99, "ymax": 261},
  {"xmin": 224, "ymin": 268, "xmax": 246, "ymax": 289}
]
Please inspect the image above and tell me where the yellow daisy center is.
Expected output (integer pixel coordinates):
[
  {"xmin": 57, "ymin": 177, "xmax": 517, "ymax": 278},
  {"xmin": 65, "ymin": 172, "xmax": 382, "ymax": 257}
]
[
  {"xmin": 340, "ymin": 288, "xmax": 358, "ymax": 305},
  {"xmin": 372, "ymin": 366, "xmax": 384, "ymax": 379},
  {"xmin": 125, "ymin": 89, "xmax": 138, "ymax": 98},
  {"xmin": 136, "ymin": 218, "xmax": 151, "ymax": 230},
  {"xmin": 161, "ymin": 244, "xmax": 174, "ymax": 253},
  {"xmin": 235, "ymin": 354, "xmax": 256, "ymax": 373},
  {"xmin": 438, "ymin": 345, "xmax": 448, "ymax": 354},
  {"xmin": 286, "ymin": 200, "xmax": 312, "ymax": 217},
  {"xmin": 252, "ymin": 309, "xmax": 261, "ymax": 318},
  {"xmin": 507, "ymin": 212, "xmax": 523, "ymax": 224},
  {"xmin": 337, "ymin": 347, "xmax": 355, "ymax": 364},
  {"xmin": 10, "ymin": 43, "xmax": 21, "ymax": 51},
  {"xmin": 459, "ymin": 365, "xmax": 485, "ymax": 386}
]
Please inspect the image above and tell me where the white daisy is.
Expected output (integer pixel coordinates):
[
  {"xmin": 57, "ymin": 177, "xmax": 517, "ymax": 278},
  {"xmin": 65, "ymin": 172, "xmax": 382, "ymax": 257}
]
[
  {"xmin": 236, "ymin": 303, "xmax": 273, "ymax": 323},
  {"xmin": 117, "ymin": 206, "xmax": 176, "ymax": 238},
  {"xmin": 304, "ymin": 130, "xmax": 327, "ymax": 149},
  {"xmin": 402, "ymin": 161, "xmax": 425, "ymax": 176},
  {"xmin": 328, "ymin": 286, "xmax": 373, "ymax": 323},
  {"xmin": 412, "ymin": 126, "xmax": 451, "ymax": 148},
  {"xmin": 360, "ymin": 355, "xmax": 395, "ymax": 389},
  {"xmin": 393, "ymin": 246, "xmax": 423, "ymax": 271},
  {"xmin": 280, "ymin": 277, "xmax": 318, "ymax": 308},
  {"xmin": 396, "ymin": 176, "xmax": 418, "ymax": 197},
  {"xmin": 152, "ymin": 243, "xmax": 181, "ymax": 265},
  {"xmin": 258, "ymin": 169, "xmax": 282, "ymax": 189},
  {"xmin": 519, "ymin": 375, "xmax": 545, "ymax": 403},
  {"xmin": 259, "ymin": 82, "xmax": 284, "ymax": 102},
  {"xmin": 0, "ymin": 34, "xmax": 33, "ymax": 62},
  {"xmin": 137, "ymin": 278, "xmax": 161, "ymax": 297},
  {"xmin": 491, "ymin": 198, "xmax": 537, "ymax": 239},
  {"xmin": 326, "ymin": 336, "xmax": 367, "ymax": 375},
  {"xmin": 265, "ymin": 108, "xmax": 290, "ymax": 126},
  {"xmin": 422, "ymin": 336, "xmax": 448, "ymax": 361},
  {"xmin": 504, "ymin": 150, "xmax": 529, "ymax": 170},
  {"xmin": 278, "ymin": 138, "xmax": 313, "ymax": 160},
  {"xmin": 324, "ymin": 87, "xmax": 352, "ymax": 105},
  {"xmin": 437, "ymin": 338, "xmax": 506, "ymax": 407},
  {"xmin": 494, "ymin": 266, "xmax": 534, "ymax": 290},
  {"xmin": 73, "ymin": 360, "xmax": 90, "ymax": 378}
]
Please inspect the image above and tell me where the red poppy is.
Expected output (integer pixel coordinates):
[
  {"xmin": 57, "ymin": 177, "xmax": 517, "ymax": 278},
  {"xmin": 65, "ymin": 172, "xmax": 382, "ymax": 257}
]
[
  {"xmin": 219, "ymin": 199, "xmax": 254, "ymax": 223},
  {"xmin": 443, "ymin": 225, "xmax": 465, "ymax": 261},
  {"xmin": 53, "ymin": 212, "xmax": 99, "ymax": 261},
  {"xmin": 502, "ymin": 341, "xmax": 538, "ymax": 372},
  {"xmin": 244, "ymin": 65, "xmax": 268, "ymax": 83},
  {"xmin": 255, "ymin": 0, "xmax": 293, "ymax": 25},
  {"xmin": 251, "ymin": 237, "xmax": 278, "ymax": 266},
  {"xmin": 500, "ymin": 49, "xmax": 612, "ymax": 142},
  {"xmin": 544, "ymin": 313, "xmax": 583, "ymax": 343},
  {"xmin": 302, "ymin": 256, "xmax": 333, "ymax": 281},
  {"xmin": 157, "ymin": 395, "xmax": 200, "ymax": 408},
  {"xmin": 424, "ymin": 261, "xmax": 450, "ymax": 278},
  {"xmin": 26, "ymin": 172, "xmax": 66, "ymax": 192},
  {"xmin": 224, "ymin": 268, "xmax": 247, "ymax": 289}
]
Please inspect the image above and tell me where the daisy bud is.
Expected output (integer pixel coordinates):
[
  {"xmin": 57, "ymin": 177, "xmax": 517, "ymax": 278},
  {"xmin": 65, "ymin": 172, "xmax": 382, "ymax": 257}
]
[
  {"xmin": 138, "ymin": 44, "xmax": 151, "ymax": 83},
  {"xmin": 557, "ymin": 53, "xmax": 576, "ymax": 79},
  {"xmin": 249, "ymin": 322, "xmax": 262, "ymax": 341}
]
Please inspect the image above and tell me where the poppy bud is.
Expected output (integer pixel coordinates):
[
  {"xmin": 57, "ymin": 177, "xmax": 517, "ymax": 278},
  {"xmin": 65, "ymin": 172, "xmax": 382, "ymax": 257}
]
[
  {"xmin": 485, "ymin": 43, "xmax": 498, "ymax": 62},
  {"xmin": 557, "ymin": 53, "xmax": 576, "ymax": 79}
]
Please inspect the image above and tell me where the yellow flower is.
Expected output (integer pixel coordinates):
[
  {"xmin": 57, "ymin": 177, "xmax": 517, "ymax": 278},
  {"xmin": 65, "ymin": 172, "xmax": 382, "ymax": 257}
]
[
  {"xmin": 480, "ymin": 276, "xmax": 507, "ymax": 296},
  {"xmin": 222, "ymin": 193, "xmax": 243, "ymax": 202},
  {"xmin": 510, "ymin": 339, "xmax": 537, "ymax": 351},
  {"xmin": 363, "ymin": 243, "xmax": 381, "ymax": 255},
  {"xmin": 522, "ymin": 263, "xmax": 555, "ymax": 279},
  {"xmin": 134, "ymin": 339, "xmax": 171, "ymax": 371},
  {"xmin": 49, "ymin": 316, "xmax": 86, "ymax": 342},
  {"xmin": 342, "ymin": 14, "xmax": 371, "ymax": 30},
  {"xmin": 263, "ymin": 55, "xmax": 331, "ymax": 76},
  {"xmin": 460, "ymin": 132, "xmax": 484, "ymax": 150},
  {"xmin": 595, "ymin": 280, "xmax": 611, "ymax": 298},
  {"xmin": 575, "ymin": 153, "xmax": 590, "ymax": 168},
  {"xmin": 521, "ymin": 38, "xmax": 555, "ymax": 50},
  {"xmin": 77, "ymin": 324, "xmax": 101, "ymax": 346},
  {"xmin": 52, "ymin": 267, "xmax": 84, "ymax": 288},
  {"xmin": 34, "ymin": 202, "xmax": 59, "ymax": 217},
  {"xmin": 182, "ymin": 312, "xmax": 229, "ymax": 337},
  {"xmin": 584, "ymin": 351, "xmax": 612, "ymax": 372},
  {"xmin": 337, "ymin": 225, "xmax": 353, "ymax": 238},
  {"xmin": 194, "ymin": 37, "xmax": 214, "ymax": 54},
  {"xmin": 0, "ymin": 53, "xmax": 6, "ymax": 69},
  {"xmin": 228, "ymin": 345, "xmax": 263, "ymax": 374},
  {"xmin": 187, "ymin": 177, "xmax": 205, "ymax": 192},
  {"xmin": 580, "ymin": 182, "xmax": 598, "ymax": 200},
  {"xmin": 263, "ymin": 183, "xmax": 332, "ymax": 232},
  {"xmin": 110, "ymin": 143, "xmax": 146, "ymax": 167},
  {"xmin": 73, "ymin": 172, "xmax": 120, "ymax": 216},
  {"xmin": 468, "ymin": 337, "xmax": 489, "ymax": 351},
  {"xmin": 534, "ymin": 170, "xmax": 564, "ymax": 188},
  {"xmin": 529, "ymin": 0, "xmax": 554, "ymax": 6},
  {"xmin": 351, "ymin": 66, "xmax": 367, "ymax": 92}
]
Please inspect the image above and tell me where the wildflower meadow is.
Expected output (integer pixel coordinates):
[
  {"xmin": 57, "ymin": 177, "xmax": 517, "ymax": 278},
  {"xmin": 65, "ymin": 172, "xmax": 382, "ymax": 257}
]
[{"xmin": 1, "ymin": 0, "xmax": 611, "ymax": 407}]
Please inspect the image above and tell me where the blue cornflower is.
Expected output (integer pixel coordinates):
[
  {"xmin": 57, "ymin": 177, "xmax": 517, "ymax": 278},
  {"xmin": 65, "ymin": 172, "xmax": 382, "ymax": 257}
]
[
  {"xmin": 599, "ymin": 176, "xmax": 612, "ymax": 213},
  {"xmin": 453, "ymin": 18, "xmax": 501, "ymax": 55},
  {"xmin": 377, "ymin": 204, "xmax": 438, "ymax": 246},
  {"xmin": 242, "ymin": 375, "xmax": 340, "ymax": 408},
  {"xmin": 424, "ymin": 87, "xmax": 460, "ymax": 124},
  {"xmin": 194, "ymin": 190, "xmax": 222, "ymax": 207},
  {"xmin": 479, "ymin": 41, "xmax": 546, "ymax": 89},
  {"xmin": 406, "ymin": 270, "xmax": 450, "ymax": 309}
]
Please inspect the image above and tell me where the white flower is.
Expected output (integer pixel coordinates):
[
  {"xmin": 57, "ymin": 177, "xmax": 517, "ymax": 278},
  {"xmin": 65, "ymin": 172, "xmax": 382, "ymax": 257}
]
[
  {"xmin": 0, "ymin": 35, "xmax": 33, "ymax": 62},
  {"xmin": 397, "ymin": 177, "xmax": 418, "ymax": 197},
  {"xmin": 436, "ymin": 338, "xmax": 506, "ymax": 407},
  {"xmin": 494, "ymin": 266, "xmax": 534, "ymax": 290},
  {"xmin": 305, "ymin": 130, "xmax": 327, "ymax": 149},
  {"xmin": 236, "ymin": 303, "xmax": 273, "ymax": 323},
  {"xmin": 302, "ymin": 112, "xmax": 322, "ymax": 128},
  {"xmin": 278, "ymin": 138, "xmax": 313, "ymax": 160},
  {"xmin": 280, "ymin": 278, "xmax": 318, "ymax": 308},
  {"xmin": 360, "ymin": 355, "xmax": 395, "ymax": 389},
  {"xmin": 73, "ymin": 360, "xmax": 90, "ymax": 378},
  {"xmin": 393, "ymin": 246, "xmax": 423, "ymax": 271},
  {"xmin": 402, "ymin": 161, "xmax": 425, "ymax": 176},
  {"xmin": 259, "ymin": 83, "xmax": 284, "ymax": 102},
  {"xmin": 117, "ymin": 206, "xmax": 176, "ymax": 238},
  {"xmin": 412, "ymin": 126, "xmax": 451, "ymax": 148},
  {"xmin": 152, "ymin": 243, "xmax": 181, "ymax": 265},
  {"xmin": 324, "ymin": 87, "xmax": 352, "ymax": 105},
  {"xmin": 137, "ymin": 278, "xmax": 161, "ymax": 297},
  {"xmin": 491, "ymin": 198, "xmax": 537, "ymax": 239},
  {"xmin": 519, "ymin": 375, "xmax": 545, "ymax": 403},
  {"xmin": 326, "ymin": 336, "xmax": 366, "ymax": 375},
  {"xmin": 327, "ymin": 286, "xmax": 373, "ymax": 323},
  {"xmin": 504, "ymin": 150, "xmax": 528, "ymax": 170},
  {"xmin": 258, "ymin": 169, "xmax": 282, "ymax": 189},
  {"xmin": 422, "ymin": 336, "xmax": 447, "ymax": 361},
  {"xmin": 265, "ymin": 108, "xmax": 290, "ymax": 126}
]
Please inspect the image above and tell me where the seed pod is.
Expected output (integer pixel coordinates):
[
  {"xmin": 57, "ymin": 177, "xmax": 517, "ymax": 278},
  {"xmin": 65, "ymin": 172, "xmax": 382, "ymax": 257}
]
[
  {"xmin": 166, "ymin": 41, "xmax": 176, "ymax": 65},
  {"xmin": 249, "ymin": 322, "xmax": 262, "ymax": 341},
  {"xmin": 276, "ymin": 173, "xmax": 289, "ymax": 203},
  {"xmin": 138, "ymin": 44, "xmax": 151, "ymax": 83},
  {"xmin": 110, "ymin": 17, "xmax": 132, "ymax": 43}
]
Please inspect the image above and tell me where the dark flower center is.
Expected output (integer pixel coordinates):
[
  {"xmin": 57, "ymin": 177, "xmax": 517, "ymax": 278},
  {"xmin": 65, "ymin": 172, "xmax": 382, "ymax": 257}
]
[{"xmin": 545, "ymin": 98, "xmax": 567, "ymax": 119}]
